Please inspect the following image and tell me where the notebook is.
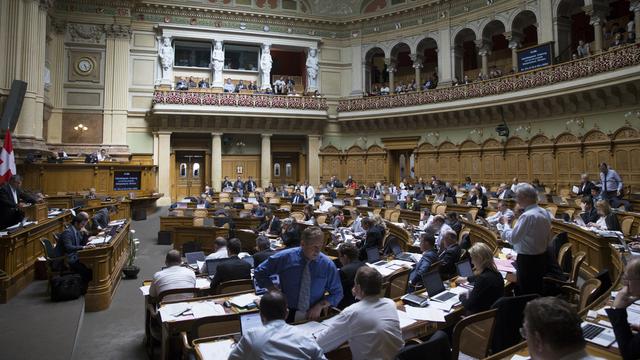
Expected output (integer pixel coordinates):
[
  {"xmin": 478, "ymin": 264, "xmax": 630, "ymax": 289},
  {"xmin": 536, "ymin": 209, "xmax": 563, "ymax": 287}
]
[{"xmin": 422, "ymin": 270, "xmax": 458, "ymax": 303}]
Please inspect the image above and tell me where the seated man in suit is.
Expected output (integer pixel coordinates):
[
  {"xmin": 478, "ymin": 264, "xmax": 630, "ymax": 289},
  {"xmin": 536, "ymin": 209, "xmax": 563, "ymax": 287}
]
[
  {"xmin": 336, "ymin": 243, "xmax": 365, "ymax": 309},
  {"xmin": 579, "ymin": 195, "xmax": 599, "ymax": 225},
  {"xmin": 315, "ymin": 266, "xmax": 404, "ymax": 360},
  {"xmin": 0, "ymin": 175, "xmax": 39, "ymax": 229},
  {"xmin": 291, "ymin": 189, "xmax": 305, "ymax": 204},
  {"xmin": 280, "ymin": 217, "xmax": 301, "ymax": 248},
  {"xmin": 438, "ymin": 230, "xmax": 461, "ymax": 279},
  {"xmin": 253, "ymin": 235, "xmax": 275, "ymax": 267},
  {"xmin": 359, "ymin": 217, "xmax": 383, "ymax": 262},
  {"xmin": 233, "ymin": 176, "xmax": 244, "ymax": 193},
  {"xmin": 576, "ymin": 173, "xmax": 595, "ymax": 196},
  {"xmin": 149, "ymin": 250, "xmax": 196, "ymax": 298},
  {"xmin": 91, "ymin": 206, "xmax": 117, "ymax": 231},
  {"xmin": 607, "ymin": 257, "xmax": 640, "ymax": 360},
  {"xmin": 210, "ymin": 238, "xmax": 251, "ymax": 290},
  {"xmin": 228, "ymin": 290, "xmax": 326, "ymax": 359},
  {"xmin": 525, "ymin": 297, "xmax": 600, "ymax": 360},
  {"xmin": 222, "ymin": 176, "xmax": 233, "ymax": 190},
  {"xmin": 408, "ymin": 232, "xmax": 439, "ymax": 291},
  {"xmin": 486, "ymin": 201, "xmax": 515, "ymax": 225},
  {"xmin": 256, "ymin": 209, "xmax": 281, "ymax": 235},
  {"xmin": 55, "ymin": 214, "xmax": 95, "ymax": 287},
  {"xmin": 495, "ymin": 183, "xmax": 514, "ymax": 199},
  {"xmin": 244, "ymin": 176, "xmax": 257, "ymax": 193}
]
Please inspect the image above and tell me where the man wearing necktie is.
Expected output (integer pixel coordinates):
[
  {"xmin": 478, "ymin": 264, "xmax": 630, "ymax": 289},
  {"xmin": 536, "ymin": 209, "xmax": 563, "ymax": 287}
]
[
  {"xmin": 245, "ymin": 176, "xmax": 257, "ymax": 193},
  {"xmin": 254, "ymin": 226, "xmax": 343, "ymax": 322},
  {"xmin": 599, "ymin": 163, "xmax": 631, "ymax": 210},
  {"xmin": 292, "ymin": 189, "xmax": 305, "ymax": 204},
  {"xmin": 55, "ymin": 214, "xmax": 95, "ymax": 289}
]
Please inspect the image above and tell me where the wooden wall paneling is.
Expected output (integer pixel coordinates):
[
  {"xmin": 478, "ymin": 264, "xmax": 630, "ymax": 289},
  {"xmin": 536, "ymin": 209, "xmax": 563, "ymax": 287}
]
[
  {"xmin": 612, "ymin": 127, "xmax": 640, "ymax": 187},
  {"xmin": 367, "ymin": 145, "xmax": 387, "ymax": 184},
  {"xmin": 319, "ymin": 145, "xmax": 341, "ymax": 184},
  {"xmin": 345, "ymin": 146, "xmax": 366, "ymax": 183},
  {"xmin": 221, "ymin": 155, "xmax": 261, "ymax": 181},
  {"xmin": 555, "ymin": 133, "xmax": 583, "ymax": 189},
  {"xmin": 529, "ymin": 135, "xmax": 554, "ymax": 187},
  {"xmin": 170, "ymin": 152, "xmax": 176, "ymax": 201},
  {"xmin": 129, "ymin": 154, "xmax": 154, "ymax": 165}
]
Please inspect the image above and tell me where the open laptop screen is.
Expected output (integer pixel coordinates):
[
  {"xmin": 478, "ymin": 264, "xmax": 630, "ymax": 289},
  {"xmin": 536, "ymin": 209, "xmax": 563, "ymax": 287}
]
[
  {"xmin": 422, "ymin": 270, "xmax": 445, "ymax": 297},
  {"xmin": 456, "ymin": 259, "xmax": 474, "ymax": 277},
  {"xmin": 185, "ymin": 251, "xmax": 205, "ymax": 265}
]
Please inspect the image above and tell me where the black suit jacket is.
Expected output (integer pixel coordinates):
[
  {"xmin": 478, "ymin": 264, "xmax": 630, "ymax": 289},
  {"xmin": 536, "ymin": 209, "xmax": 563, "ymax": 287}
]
[
  {"xmin": 281, "ymin": 225, "xmax": 301, "ymax": 248},
  {"xmin": 461, "ymin": 269, "xmax": 504, "ymax": 315},
  {"xmin": 577, "ymin": 181, "xmax": 595, "ymax": 196},
  {"xmin": 292, "ymin": 194, "xmax": 305, "ymax": 204},
  {"xmin": 359, "ymin": 225, "xmax": 384, "ymax": 261},
  {"xmin": 253, "ymin": 249, "xmax": 275, "ymax": 267},
  {"xmin": 233, "ymin": 181, "xmax": 244, "ymax": 191},
  {"xmin": 438, "ymin": 244, "xmax": 462, "ymax": 279},
  {"xmin": 257, "ymin": 217, "xmax": 281, "ymax": 235},
  {"xmin": 92, "ymin": 208, "xmax": 110, "ymax": 229},
  {"xmin": 210, "ymin": 256, "xmax": 252, "ymax": 289},
  {"xmin": 222, "ymin": 180, "xmax": 233, "ymax": 189},
  {"xmin": 245, "ymin": 181, "xmax": 257, "ymax": 192},
  {"xmin": 605, "ymin": 213, "xmax": 621, "ymax": 231},
  {"xmin": 0, "ymin": 184, "xmax": 36, "ymax": 229},
  {"xmin": 55, "ymin": 226, "xmax": 87, "ymax": 263},
  {"xmin": 581, "ymin": 207, "xmax": 599, "ymax": 224},
  {"xmin": 606, "ymin": 307, "xmax": 640, "ymax": 360},
  {"xmin": 338, "ymin": 260, "xmax": 366, "ymax": 309},
  {"xmin": 497, "ymin": 189, "xmax": 514, "ymax": 199}
]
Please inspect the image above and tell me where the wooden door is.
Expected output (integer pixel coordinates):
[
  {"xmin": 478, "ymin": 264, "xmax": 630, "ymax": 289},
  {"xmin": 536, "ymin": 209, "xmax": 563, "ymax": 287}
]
[
  {"xmin": 174, "ymin": 152, "xmax": 205, "ymax": 201},
  {"xmin": 272, "ymin": 153, "xmax": 298, "ymax": 186}
]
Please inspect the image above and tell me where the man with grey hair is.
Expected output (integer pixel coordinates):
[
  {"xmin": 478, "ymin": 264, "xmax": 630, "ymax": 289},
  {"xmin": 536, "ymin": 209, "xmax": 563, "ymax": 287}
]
[
  {"xmin": 576, "ymin": 173, "xmax": 595, "ymax": 196},
  {"xmin": 500, "ymin": 183, "xmax": 551, "ymax": 295},
  {"xmin": 0, "ymin": 175, "xmax": 39, "ymax": 229}
]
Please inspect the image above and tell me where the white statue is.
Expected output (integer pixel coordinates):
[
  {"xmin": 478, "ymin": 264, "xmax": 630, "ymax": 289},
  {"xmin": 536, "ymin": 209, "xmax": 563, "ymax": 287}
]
[
  {"xmin": 260, "ymin": 44, "xmax": 273, "ymax": 91},
  {"xmin": 158, "ymin": 37, "xmax": 174, "ymax": 84},
  {"xmin": 211, "ymin": 40, "xmax": 224, "ymax": 88},
  {"xmin": 306, "ymin": 48, "xmax": 319, "ymax": 92}
]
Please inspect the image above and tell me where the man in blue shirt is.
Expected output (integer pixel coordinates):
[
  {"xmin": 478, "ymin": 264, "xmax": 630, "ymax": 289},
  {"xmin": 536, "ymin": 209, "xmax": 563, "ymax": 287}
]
[
  {"xmin": 254, "ymin": 226, "xmax": 343, "ymax": 322},
  {"xmin": 599, "ymin": 162, "xmax": 631, "ymax": 210}
]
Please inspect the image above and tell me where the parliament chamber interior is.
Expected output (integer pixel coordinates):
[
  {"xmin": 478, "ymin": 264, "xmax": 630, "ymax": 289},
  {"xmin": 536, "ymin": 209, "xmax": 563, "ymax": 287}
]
[{"xmin": 1, "ymin": 0, "xmax": 640, "ymax": 359}]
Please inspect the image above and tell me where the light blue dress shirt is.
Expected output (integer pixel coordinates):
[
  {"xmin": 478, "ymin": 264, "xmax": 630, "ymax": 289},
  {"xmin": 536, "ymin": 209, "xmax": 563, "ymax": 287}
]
[
  {"xmin": 501, "ymin": 204, "xmax": 551, "ymax": 255},
  {"xmin": 600, "ymin": 169, "xmax": 623, "ymax": 192}
]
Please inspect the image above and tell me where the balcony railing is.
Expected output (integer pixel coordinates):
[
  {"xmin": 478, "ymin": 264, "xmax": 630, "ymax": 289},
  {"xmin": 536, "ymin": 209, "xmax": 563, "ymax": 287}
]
[
  {"xmin": 152, "ymin": 91, "xmax": 329, "ymax": 111},
  {"xmin": 337, "ymin": 43, "xmax": 640, "ymax": 113}
]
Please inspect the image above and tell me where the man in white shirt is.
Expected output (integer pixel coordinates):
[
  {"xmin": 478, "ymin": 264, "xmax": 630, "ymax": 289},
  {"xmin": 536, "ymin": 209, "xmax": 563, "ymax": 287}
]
[
  {"xmin": 303, "ymin": 180, "xmax": 315, "ymax": 205},
  {"xmin": 199, "ymin": 237, "xmax": 229, "ymax": 273},
  {"xmin": 486, "ymin": 201, "xmax": 515, "ymax": 225},
  {"xmin": 350, "ymin": 210, "xmax": 365, "ymax": 237},
  {"xmin": 428, "ymin": 215, "xmax": 453, "ymax": 250},
  {"xmin": 315, "ymin": 266, "xmax": 403, "ymax": 360},
  {"xmin": 318, "ymin": 195, "xmax": 333, "ymax": 212},
  {"xmin": 149, "ymin": 250, "xmax": 196, "ymax": 298},
  {"xmin": 223, "ymin": 78, "xmax": 236, "ymax": 93},
  {"xmin": 229, "ymin": 290, "xmax": 326, "ymax": 360},
  {"xmin": 500, "ymin": 183, "xmax": 551, "ymax": 295}
]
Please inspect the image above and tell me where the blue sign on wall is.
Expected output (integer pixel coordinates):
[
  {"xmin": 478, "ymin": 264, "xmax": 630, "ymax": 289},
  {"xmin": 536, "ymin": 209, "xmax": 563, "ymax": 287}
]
[
  {"xmin": 517, "ymin": 42, "xmax": 554, "ymax": 72},
  {"xmin": 114, "ymin": 171, "xmax": 141, "ymax": 191}
]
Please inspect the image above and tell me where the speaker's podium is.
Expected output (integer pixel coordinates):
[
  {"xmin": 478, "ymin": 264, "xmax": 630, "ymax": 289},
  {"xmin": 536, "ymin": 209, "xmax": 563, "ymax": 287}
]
[{"xmin": 22, "ymin": 202, "xmax": 48, "ymax": 222}]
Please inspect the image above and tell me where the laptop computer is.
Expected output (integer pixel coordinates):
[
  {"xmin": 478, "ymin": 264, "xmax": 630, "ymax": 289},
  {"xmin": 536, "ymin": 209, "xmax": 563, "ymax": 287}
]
[
  {"xmin": 456, "ymin": 259, "xmax": 474, "ymax": 277},
  {"xmin": 233, "ymin": 197, "xmax": 243, "ymax": 203},
  {"xmin": 254, "ymin": 274, "xmax": 280, "ymax": 295},
  {"xmin": 366, "ymin": 247, "xmax": 381, "ymax": 263},
  {"xmin": 185, "ymin": 251, "xmax": 205, "ymax": 266},
  {"xmin": 581, "ymin": 321, "xmax": 616, "ymax": 347},
  {"xmin": 422, "ymin": 270, "xmax": 458, "ymax": 302},
  {"xmin": 248, "ymin": 197, "xmax": 259, "ymax": 204},
  {"xmin": 205, "ymin": 258, "xmax": 230, "ymax": 280},
  {"xmin": 333, "ymin": 199, "xmax": 344, "ymax": 206},
  {"xmin": 391, "ymin": 243, "xmax": 416, "ymax": 263},
  {"xmin": 240, "ymin": 313, "xmax": 263, "ymax": 335}
]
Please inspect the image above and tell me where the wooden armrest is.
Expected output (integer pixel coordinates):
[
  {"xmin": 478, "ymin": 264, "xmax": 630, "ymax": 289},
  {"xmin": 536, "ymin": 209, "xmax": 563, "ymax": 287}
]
[
  {"xmin": 180, "ymin": 331, "xmax": 192, "ymax": 352},
  {"xmin": 543, "ymin": 276, "xmax": 572, "ymax": 286},
  {"xmin": 405, "ymin": 338, "xmax": 423, "ymax": 346},
  {"xmin": 560, "ymin": 285, "xmax": 580, "ymax": 295}
]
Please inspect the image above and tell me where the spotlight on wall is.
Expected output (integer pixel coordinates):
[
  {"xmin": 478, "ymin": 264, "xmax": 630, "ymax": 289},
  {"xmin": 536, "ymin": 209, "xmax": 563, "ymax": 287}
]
[
  {"xmin": 495, "ymin": 121, "xmax": 509, "ymax": 138},
  {"xmin": 73, "ymin": 123, "xmax": 88, "ymax": 132}
]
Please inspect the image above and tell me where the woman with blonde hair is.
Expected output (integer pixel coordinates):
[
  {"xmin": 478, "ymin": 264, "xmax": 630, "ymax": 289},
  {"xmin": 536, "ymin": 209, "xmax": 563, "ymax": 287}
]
[
  {"xmin": 455, "ymin": 242, "xmax": 504, "ymax": 314},
  {"xmin": 589, "ymin": 200, "xmax": 621, "ymax": 231}
]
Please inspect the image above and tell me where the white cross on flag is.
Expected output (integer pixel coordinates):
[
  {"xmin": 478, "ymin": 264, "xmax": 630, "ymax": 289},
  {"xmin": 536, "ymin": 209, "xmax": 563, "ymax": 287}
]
[{"xmin": 0, "ymin": 129, "xmax": 16, "ymax": 186}]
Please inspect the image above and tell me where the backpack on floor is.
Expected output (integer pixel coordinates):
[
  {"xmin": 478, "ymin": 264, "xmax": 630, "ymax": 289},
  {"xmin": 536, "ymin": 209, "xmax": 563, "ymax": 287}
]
[{"xmin": 50, "ymin": 274, "xmax": 83, "ymax": 302}]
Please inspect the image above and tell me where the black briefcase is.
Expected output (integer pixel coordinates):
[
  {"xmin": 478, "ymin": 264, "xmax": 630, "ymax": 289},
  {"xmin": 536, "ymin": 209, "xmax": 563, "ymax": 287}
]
[{"xmin": 50, "ymin": 274, "xmax": 83, "ymax": 302}]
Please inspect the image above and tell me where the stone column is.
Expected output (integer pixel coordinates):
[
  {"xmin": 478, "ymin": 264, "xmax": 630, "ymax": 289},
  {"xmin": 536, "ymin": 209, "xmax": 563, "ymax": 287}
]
[
  {"xmin": 211, "ymin": 132, "xmax": 223, "ymax": 192},
  {"xmin": 307, "ymin": 135, "xmax": 321, "ymax": 187},
  {"xmin": 410, "ymin": 53, "xmax": 423, "ymax": 88},
  {"xmin": 632, "ymin": 2, "xmax": 640, "ymax": 42},
  {"xmin": 505, "ymin": 32, "xmax": 522, "ymax": 73},
  {"xmin": 157, "ymin": 131, "xmax": 172, "ymax": 206},
  {"xmin": 554, "ymin": 17, "xmax": 573, "ymax": 61},
  {"xmin": 47, "ymin": 25, "xmax": 66, "ymax": 144},
  {"xmin": 538, "ymin": 0, "xmax": 555, "ymax": 43},
  {"xmin": 475, "ymin": 39, "xmax": 490, "ymax": 79},
  {"xmin": 12, "ymin": 0, "xmax": 48, "ymax": 151},
  {"xmin": 103, "ymin": 25, "xmax": 131, "ymax": 145},
  {"xmin": 363, "ymin": 61, "xmax": 371, "ymax": 93},
  {"xmin": 350, "ymin": 40, "xmax": 363, "ymax": 96},
  {"xmin": 589, "ymin": 14, "xmax": 604, "ymax": 53},
  {"xmin": 260, "ymin": 134, "xmax": 272, "ymax": 188},
  {"xmin": 385, "ymin": 58, "xmax": 396, "ymax": 92},
  {"xmin": 152, "ymin": 132, "xmax": 159, "ymax": 166},
  {"xmin": 438, "ymin": 30, "xmax": 453, "ymax": 85}
]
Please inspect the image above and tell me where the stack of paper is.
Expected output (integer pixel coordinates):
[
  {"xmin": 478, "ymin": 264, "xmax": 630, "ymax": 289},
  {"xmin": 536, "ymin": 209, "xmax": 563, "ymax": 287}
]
[
  {"xmin": 190, "ymin": 301, "xmax": 225, "ymax": 318},
  {"xmin": 396, "ymin": 309, "xmax": 418, "ymax": 328},
  {"xmin": 197, "ymin": 339, "xmax": 235, "ymax": 360},
  {"xmin": 229, "ymin": 293, "xmax": 260, "ymax": 308},
  {"xmin": 404, "ymin": 306, "xmax": 446, "ymax": 322},
  {"xmin": 494, "ymin": 258, "xmax": 516, "ymax": 273},
  {"xmin": 195, "ymin": 277, "xmax": 211, "ymax": 289},
  {"xmin": 295, "ymin": 321, "xmax": 329, "ymax": 337}
]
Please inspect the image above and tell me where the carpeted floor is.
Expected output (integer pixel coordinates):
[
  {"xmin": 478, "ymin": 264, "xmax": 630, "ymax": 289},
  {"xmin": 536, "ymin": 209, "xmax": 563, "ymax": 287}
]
[{"xmin": 0, "ymin": 207, "xmax": 170, "ymax": 360}]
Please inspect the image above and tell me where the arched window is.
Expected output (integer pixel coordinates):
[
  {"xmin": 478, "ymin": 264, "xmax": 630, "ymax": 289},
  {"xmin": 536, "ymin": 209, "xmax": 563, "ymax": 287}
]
[
  {"xmin": 192, "ymin": 163, "xmax": 200, "ymax": 177},
  {"xmin": 180, "ymin": 163, "xmax": 187, "ymax": 177},
  {"xmin": 285, "ymin": 163, "xmax": 292, "ymax": 177},
  {"xmin": 274, "ymin": 163, "xmax": 281, "ymax": 177}
]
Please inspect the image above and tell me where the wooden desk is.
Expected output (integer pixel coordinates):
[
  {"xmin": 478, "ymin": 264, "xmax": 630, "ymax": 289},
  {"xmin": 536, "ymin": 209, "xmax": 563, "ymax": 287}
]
[
  {"xmin": 0, "ymin": 211, "xmax": 71, "ymax": 303},
  {"xmin": 78, "ymin": 220, "xmax": 130, "ymax": 311},
  {"xmin": 486, "ymin": 337, "xmax": 621, "ymax": 359},
  {"xmin": 173, "ymin": 226, "xmax": 229, "ymax": 254}
]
